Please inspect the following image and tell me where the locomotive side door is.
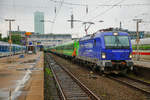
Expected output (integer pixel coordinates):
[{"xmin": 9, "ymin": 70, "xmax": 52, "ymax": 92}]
[{"xmin": 93, "ymin": 38, "xmax": 101, "ymax": 60}]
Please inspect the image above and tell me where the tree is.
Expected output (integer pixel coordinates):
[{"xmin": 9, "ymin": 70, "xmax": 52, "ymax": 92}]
[
  {"xmin": 0, "ymin": 35, "xmax": 22, "ymax": 45},
  {"xmin": 11, "ymin": 35, "xmax": 22, "ymax": 45},
  {"xmin": 2, "ymin": 37, "xmax": 9, "ymax": 42}
]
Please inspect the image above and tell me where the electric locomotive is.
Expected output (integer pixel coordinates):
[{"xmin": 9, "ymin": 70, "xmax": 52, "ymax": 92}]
[{"xmin": 78, "ymin": 31, "xmax": 133, "ymax": 73}]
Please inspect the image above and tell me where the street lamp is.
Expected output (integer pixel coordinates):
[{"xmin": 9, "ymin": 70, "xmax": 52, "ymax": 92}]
[{"xmin": 5, "ymin": 19, "xmax": 15, "ymax": 58}]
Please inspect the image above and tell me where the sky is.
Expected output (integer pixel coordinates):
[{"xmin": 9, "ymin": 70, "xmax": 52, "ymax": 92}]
[{"xmin": 0, "ymin": 0, "xmax": 150, "ymax": 38}]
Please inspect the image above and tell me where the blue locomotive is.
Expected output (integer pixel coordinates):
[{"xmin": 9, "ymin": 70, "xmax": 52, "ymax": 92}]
[{"xmin": 77, "ymin": 31, "xmax": 133, "ymax": 73}]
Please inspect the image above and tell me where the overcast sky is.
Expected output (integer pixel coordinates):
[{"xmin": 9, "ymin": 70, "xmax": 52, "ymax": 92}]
[{"xmin": 0, "ymin": 0, "xmax": 150, "ymax": 37}]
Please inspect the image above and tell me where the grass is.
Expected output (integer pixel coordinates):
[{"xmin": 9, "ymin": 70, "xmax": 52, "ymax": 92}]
[{"xmin": 45, "ymin": 67, "xmax": 53, "ymax": 77}]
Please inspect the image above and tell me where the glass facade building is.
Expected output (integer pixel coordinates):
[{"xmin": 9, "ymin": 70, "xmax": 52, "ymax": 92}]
[{"xmin": 34, "ymin": 11, "xmax": 44, "ymax": 34}]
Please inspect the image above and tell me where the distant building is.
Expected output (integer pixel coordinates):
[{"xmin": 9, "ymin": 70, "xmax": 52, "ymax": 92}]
[
  {"xmin": 34, "ymin": 11, "xmax": 44, "ymax": 34},
  {"xmin": 28, "ymin": 33, "xmax": 72, "ymax": 47}
]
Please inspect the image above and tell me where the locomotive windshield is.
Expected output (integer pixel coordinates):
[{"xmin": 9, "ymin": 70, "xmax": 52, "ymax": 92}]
[{"xmin": 104, "ymin": 35, "xmax": 130, "ymax": 49}]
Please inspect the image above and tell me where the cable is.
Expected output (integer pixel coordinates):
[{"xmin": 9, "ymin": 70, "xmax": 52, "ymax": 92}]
[
  {"xmin": 1, "ymin": 2, "xmax": 150, "ymax": 8},
  {"xmin": 89, "ymin": 0, "xmax": 125, "ymax": 21},
  {"xmin": 49, "ymin": 0, "xmax": 86, "ymax": 6},
  {"xmin": 49, "ymin": 0, "xmax": 150, "ymax": 7},
  {"xmin": 50, "ymin": 0, "xmax": 65, "ymax": 33},
  {"xmin": 79, "ymin": 0, "xmax": 116, "ymax": 21},
  {"xmin": 0, "ymin": 4, "xmax": 53, "ymax": 9},
  {"xmin": 98, "ymin": 3, "xmax": 150, "ymax": 7}
]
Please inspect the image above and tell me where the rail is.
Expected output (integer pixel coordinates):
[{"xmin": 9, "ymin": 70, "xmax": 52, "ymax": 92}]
[{"xmin": 46, "ymin": 54, "xmax": 101, "ymax": 100}]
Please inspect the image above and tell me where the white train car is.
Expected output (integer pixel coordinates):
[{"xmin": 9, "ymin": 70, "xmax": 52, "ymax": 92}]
[
  {"xmin": 131, "ymin": 38, "xmax": 150, "ymax": 60},
  {"xmin": 131, "ymin": 38, "xmax": 150, "ymax": 45}
]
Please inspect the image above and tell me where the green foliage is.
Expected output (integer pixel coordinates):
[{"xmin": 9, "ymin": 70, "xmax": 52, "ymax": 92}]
[
  {"xmin": 11, "ymin": 35, "xmax": 22, "ymax": 45},
  {"xmin": 45, "ymin": 68, "xmax": 53, "ymax": 77},
  {"xmin": 0, "ymin": 35, "xmax": 22, "ymax": 45},
  {"xmin": 1, "ymin": 37, "xmax": 9, "ymax": 42}
]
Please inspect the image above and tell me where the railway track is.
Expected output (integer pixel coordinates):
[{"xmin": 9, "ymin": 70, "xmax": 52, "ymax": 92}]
[
  {"xmin": 107, "ymin": 75, "xmax": 150, "ymax": 95},
  {"xmin": 46, "ymin": 54, "xmax": 101, "ymax": 100}
]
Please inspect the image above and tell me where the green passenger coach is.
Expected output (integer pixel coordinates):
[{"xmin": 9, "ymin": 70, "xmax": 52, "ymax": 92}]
[{"xmin": 49, "ymin": 40, "xmax": 79, "ymax": 58}]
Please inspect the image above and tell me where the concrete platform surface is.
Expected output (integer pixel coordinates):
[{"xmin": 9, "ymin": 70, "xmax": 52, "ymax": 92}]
[
  {"xmin": 133, "ymin": 60, "xmax": 150, "ymax": 68},
  {"xmin": 0, "ymin": 52, "xmax": 44, "ymax": 100}
]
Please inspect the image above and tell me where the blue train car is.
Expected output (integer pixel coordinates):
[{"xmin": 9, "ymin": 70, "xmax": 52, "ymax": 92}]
[
  {"xmin": 78, "ymin": 31, "xmax": 133, "ymax": 73},
  {"xmin": 0, "ymin": 41, "xmax": 26, "ymax": 57}
]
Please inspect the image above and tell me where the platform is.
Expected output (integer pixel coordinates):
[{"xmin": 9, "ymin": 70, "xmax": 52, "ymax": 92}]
[
  {"xmin": 133, "ymin": 60, "xmax": 150, "ymax": 69},
  {"xmin": 0, "ymin": 52, "xmax": 44, "ymax": 100}
]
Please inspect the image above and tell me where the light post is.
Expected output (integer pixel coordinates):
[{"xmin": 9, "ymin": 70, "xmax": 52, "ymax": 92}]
[
  {"xmin": 133, "ymin": 19, "xmax": 142, "ymax": 61},
  {"xmin": 5, "ymin": 19, "xmax": 15, "ymax": 59}
]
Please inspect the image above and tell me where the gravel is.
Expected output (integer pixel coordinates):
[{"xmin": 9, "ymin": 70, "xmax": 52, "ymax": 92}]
[{"xmin": 52, "ymin": 54, "xmax": 148, "ymax": 100}]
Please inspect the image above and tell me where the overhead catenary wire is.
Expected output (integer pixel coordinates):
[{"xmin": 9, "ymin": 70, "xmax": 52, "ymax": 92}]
[
  {"xmin": 88, "ymin": 0, "xmax": 126, "ymax": 21},
  {"xmin": 75, "ymin": 0, "xmax": 120, "ymax": 35},
  {"xmin": 49, "ymin": 0, "xmax": 150, "ymax": 7},
  {"xmin": 49, "ymin": 0, "xmax": 87, "ymax": 6},
  {"xmin": 1, "ymin": 3, "xmax": 150, "ymax": 8},
  {"xmin": 50, "ymin": 0, "xmax": 65, "ymax": 33},
  {"xmin": 98, "ymin": 3, "xmax": 150, "ymax": 7},
  {"xmin": 79, "ymin": 0, "xmax": 116, "ymax": 21}
]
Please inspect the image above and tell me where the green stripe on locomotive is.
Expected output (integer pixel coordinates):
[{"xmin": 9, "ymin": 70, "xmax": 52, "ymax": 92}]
[{"xmin": 74, "ymin": 40, "xmax": 79, "ymax": 56}]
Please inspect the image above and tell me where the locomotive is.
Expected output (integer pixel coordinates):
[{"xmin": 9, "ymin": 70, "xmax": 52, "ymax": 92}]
[
  {"xmin": 131, "ymin": 38, "xmax": 150, "ymax": 60},
  {"xmin": 49, "ymin": 31, "xmax": 133, "ymax": 74}
]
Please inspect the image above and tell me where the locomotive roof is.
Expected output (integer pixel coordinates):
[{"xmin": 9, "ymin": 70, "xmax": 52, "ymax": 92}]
[
  {"xmin": 95, "ymin": 31, "xmax": 128, "ymax": 37},
  {"xmin": 80, "ymin": 31, "xmax": 129, "ymax": 41}
]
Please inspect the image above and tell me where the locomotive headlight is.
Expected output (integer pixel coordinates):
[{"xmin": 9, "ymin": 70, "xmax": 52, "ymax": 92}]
[
  {"xmin": 113, "ymin": 32, "xmax": 118, "ymax": 35},
  {"xmin": 129, "ymin": 53, "xmax": 132, "ymax": 58},
  {"xmin": 102, "ymin": 53, "xmax": 106, "ymax": 59}
]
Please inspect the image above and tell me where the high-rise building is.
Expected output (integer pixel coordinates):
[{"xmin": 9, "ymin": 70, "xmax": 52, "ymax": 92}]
[{"xmin": 34, "ymin": 11, "xmax": 44, "ymax": 34}]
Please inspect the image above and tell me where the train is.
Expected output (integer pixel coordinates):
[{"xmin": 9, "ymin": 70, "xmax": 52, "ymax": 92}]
[
  {"xmin": 0, "ymin": 41, "xmax": 26, "ymax": 57},
  {"xmin": 131, "ymin": 38, "xmax": 150, "ymax": 60},
  {"xmin": 131, "ymin": 38, "xmax": 150, "ymax": 50},
  {"xmin": 48, "ymin": 30, "xmax": 134, "ymax": 74}
]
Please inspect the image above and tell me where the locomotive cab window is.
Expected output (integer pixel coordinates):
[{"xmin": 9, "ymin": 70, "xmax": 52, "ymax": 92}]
[{"xmin": 104, "ymin": 35, "xmax": 130, "ymax": 49}]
